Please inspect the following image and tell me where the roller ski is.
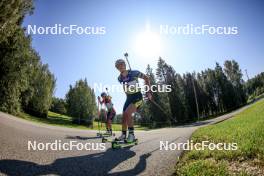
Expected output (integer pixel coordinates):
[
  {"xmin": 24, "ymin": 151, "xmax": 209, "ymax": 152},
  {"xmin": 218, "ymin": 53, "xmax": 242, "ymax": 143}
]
[
  {"xmin": 102, "ymin": 135, "xmax": 115, "ymax": 143},
  {"xmin": 100, "ymin": 131, "xmax": 116, "ymax": 143},
  {"xmin": 111, "ymin": 133, "xmax": 138, "ymax": 149}
]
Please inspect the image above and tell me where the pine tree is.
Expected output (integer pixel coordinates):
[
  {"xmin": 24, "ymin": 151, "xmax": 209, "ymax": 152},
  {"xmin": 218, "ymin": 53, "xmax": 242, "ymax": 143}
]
[{"xmin": 224, "ymin": 60, "xmax": 247, "ymax": 106}]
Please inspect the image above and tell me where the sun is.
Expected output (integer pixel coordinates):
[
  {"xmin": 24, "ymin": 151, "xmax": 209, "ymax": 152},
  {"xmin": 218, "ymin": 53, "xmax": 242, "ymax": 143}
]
[{"xmin": 134, "ymin": 29, "xmax": 161, "ymax": 58}]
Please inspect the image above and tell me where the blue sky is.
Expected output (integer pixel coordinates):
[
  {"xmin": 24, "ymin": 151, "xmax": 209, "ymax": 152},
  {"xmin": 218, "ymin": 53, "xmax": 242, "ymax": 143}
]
[{"xmin": 23, "ymin": 0, "xmax": 264, "ymax": 113}]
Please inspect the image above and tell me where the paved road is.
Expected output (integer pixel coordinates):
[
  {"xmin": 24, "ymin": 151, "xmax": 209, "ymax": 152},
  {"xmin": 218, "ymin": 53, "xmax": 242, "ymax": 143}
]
[{"xmin": 0, "ymin": 104, "xmax": 253, "ymax": 176}]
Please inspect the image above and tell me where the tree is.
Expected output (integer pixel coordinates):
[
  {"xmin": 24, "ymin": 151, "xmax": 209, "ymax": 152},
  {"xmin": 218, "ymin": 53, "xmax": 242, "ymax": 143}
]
[
  {"xmin": 224, "ymin": 60, "xmax": 247, "ymax": 106},
  {"xmin": 147, "ymin": 64, "xmax": 170, "ymax": 127},
  {"xmin": 0, "ymin": 28, "xmax": 32, "ymax": 114},
  {"xmin": 22, "ymin": 61, "xmax": 56, "ymax": 118},
  {"xmin": 197, "ymin": 72, "xmax": 216, "ymax": 117},
  {"xmin": 0, "ymin": 0, "xmax": 55, "ymax": 118},
  {"xmin": 170, "ymin": 73, "xmax": 188, "ymax": 123},
  {"xmin": 65, "ymin": 79, "xmax": 96, "ymax": 125},
  {"xmin": 245, "ymin": 72, "xmax": 264, "ymax": 99},
  {"xmin": 156, "ymin": 59, "xmax": 177, "ymax": 125},
  {"xmin": 0, "ymin": 0, "xmax": 34, "ymax": 43},
  {"xmin": 142, "ymin": 59, "xmax": 248, "ymax": 126},
  {"xmin": 50, "ymin": 97, "xmax": 67, "ymax": 115}
]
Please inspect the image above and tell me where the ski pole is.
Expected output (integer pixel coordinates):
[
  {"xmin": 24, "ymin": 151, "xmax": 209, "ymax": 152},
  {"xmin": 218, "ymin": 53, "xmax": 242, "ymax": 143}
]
[
  {"xmin": 104, "ymin": 109, "xmax": 108, "ymax": 131},
  {"xmin": 124, "ymin": 52, "xmax": 131, "ymax": 70},
  {"xmin": 145, "ymin": 95, "xmax": 178, "ymax": 124},
  {"xmin": 97, "ymin": 99, "xmax": 101, "ymax": 134},
  {"xmin": 150, "ymin": 98, "xmax": 167, "ymax": 116},
  {"xmin": 100, "ymin": 109, "xmax": 103, "ymax": 130},
  {"xmin": 143, "ymin": 95, "xmax": 167, "ymax": 114}
]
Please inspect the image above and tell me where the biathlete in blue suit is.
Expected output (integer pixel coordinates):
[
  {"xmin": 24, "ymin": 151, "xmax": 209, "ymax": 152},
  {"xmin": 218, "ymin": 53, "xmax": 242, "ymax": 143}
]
[{"xmin": 115, "ymin": 59, "xmax": 152, "ymax": 142}]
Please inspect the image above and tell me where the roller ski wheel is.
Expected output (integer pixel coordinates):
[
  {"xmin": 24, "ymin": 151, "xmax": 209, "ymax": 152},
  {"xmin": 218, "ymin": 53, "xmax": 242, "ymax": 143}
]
[{"xmin": 112, "ymin": 141, "xmax": 121, "ymax": 149}]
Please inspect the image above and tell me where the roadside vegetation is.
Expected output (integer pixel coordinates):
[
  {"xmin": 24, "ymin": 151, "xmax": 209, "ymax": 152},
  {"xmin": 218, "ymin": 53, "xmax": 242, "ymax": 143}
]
[{"xmin": 175, "ymin": 99, "xmax": 264, "ymax": 175}]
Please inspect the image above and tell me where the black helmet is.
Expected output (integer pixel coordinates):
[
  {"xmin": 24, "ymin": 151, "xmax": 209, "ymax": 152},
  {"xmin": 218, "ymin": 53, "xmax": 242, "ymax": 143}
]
[{"xmin": 101, "ymin": 92, "xmax": 107, "ymax": 97}]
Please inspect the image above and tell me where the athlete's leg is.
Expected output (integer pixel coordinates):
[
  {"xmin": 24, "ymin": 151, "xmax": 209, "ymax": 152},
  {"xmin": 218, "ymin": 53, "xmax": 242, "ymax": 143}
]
[
  {"xmin": 104, "ymin": 111, "xmax": 109, "ymax": 132},
  {"xmin": 107, "ymin": 111, "xmax": 115, "ymax": 134},
  {"xmin": 126, "ymin": 97, "xmax": 143, "ymax": 128},
  {"xmin": 124, "ymin": 103, "xmax": 137, "ymax": 142},
  {"xmin": 122, "ymin": 112, "xmax": 127, "ymax": 131},
  {"xmin": 124, "ymin": 103, "xmax": 137, "ymax": 128},
  {"xmin": 107, "ymin": 119, "xmax": 111, "ymax": 129},
  {"xmin": 106, "ymin": 112, "xmax": 111, "ymax": 130},
  {"xmin": 122, "ymin": 99, "xmax": 131, "ymax": 130},
  {"xmin": 110, "ymin": 111, "xmax": 116, "ymax": 134},
  {"xmin": 117, "ymin": 100, "xmax": 129, "ymax": 140},
  {"xmin": 106, "ymin": 119, "xmax": 111, "ymax": 134}
]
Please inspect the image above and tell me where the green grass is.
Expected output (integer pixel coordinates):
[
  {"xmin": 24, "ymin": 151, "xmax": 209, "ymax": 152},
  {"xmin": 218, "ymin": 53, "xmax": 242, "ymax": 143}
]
[
  {"xmin": 19, "ymin": 111, "xmax": 89, "ymax": 129},
  {"xmin": 175, "ymin": 99, "xmax": 264, "ymax": 176},
  {"xmin": 18, "ymin": 111, "xmax": 148, "ymax": 131}
]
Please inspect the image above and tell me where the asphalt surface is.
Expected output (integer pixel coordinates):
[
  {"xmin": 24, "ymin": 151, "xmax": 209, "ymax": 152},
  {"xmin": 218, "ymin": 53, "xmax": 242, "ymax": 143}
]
[{"xmin": 0, "ymin": 104, "xmax": 253, "ymax": 176}]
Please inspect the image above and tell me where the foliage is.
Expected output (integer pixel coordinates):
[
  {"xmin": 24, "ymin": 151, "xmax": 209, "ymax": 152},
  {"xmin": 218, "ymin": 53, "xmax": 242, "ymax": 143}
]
[
  {"xmin": 0, "ymin": 0, "xmax": 55, "ymax": 118},
  {"xmin": 140, "ymin": 58, "xmax": 248, "ymax": 126},
  {"xmin": 65, "ymin": 79, "xmax": 96, "ymax": 125},
  {"xmin": 50, "ymin": 97, "xmax": 67, "ymax": 115},
  {"xmin": 246, "ymin": 72, "xmax": 264, "ymax": 100}
]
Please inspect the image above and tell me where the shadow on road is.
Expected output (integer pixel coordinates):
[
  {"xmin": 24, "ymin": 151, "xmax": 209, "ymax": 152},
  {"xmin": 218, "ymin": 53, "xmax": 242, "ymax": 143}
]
[{"xmin": 0, "ymin": 148, "xmax": 151, "ymax": 176}]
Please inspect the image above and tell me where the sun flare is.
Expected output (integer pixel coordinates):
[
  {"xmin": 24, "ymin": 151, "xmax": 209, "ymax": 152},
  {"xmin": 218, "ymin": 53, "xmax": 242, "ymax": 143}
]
[{"xmin": 134, "ymin": 29, "xmax": 161, "ymax": 58}]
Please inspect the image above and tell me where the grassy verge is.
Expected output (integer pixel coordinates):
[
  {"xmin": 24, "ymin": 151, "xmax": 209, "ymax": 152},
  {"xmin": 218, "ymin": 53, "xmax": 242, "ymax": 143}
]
[
  {"xmin": 19, "ymin": 111, "xmax": 148, "ymax": 131},
  {"xmin": 175, "ymin": 99, "xmax": 264, "ymax": 176}
]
